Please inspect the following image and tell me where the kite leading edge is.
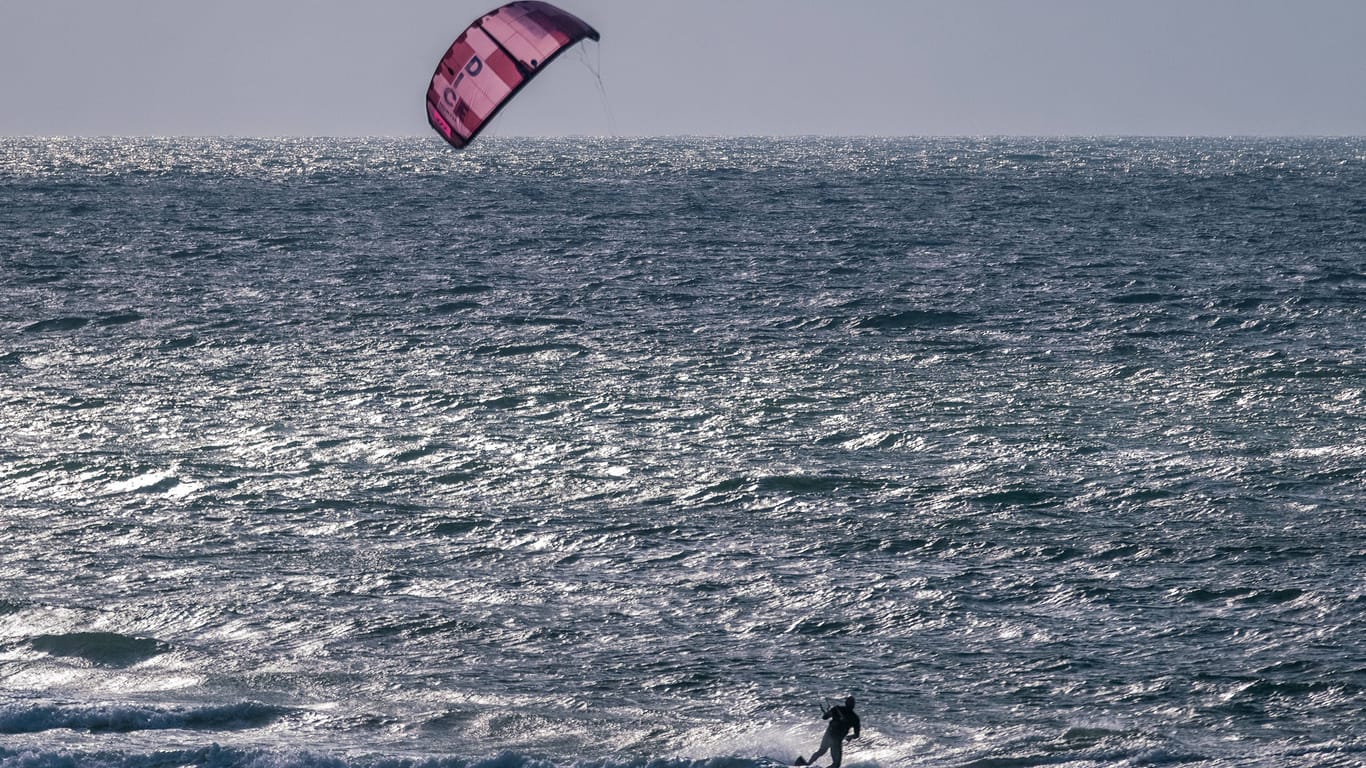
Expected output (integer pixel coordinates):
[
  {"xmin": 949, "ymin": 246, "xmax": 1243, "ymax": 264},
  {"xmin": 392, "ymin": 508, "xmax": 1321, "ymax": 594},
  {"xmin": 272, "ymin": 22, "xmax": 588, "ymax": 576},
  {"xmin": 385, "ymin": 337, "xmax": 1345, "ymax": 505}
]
[{"xmin": 426, "ymin": 1, "xmax": 600, "ymax": 150}]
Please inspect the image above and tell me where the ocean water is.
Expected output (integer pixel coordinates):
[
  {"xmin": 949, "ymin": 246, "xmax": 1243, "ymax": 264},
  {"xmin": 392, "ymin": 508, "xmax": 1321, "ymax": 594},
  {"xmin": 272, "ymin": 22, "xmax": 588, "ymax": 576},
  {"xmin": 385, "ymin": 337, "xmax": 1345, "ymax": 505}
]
[{"xmin": 1, "ymin": 136, "xmax": 1364, "ymax": 768}]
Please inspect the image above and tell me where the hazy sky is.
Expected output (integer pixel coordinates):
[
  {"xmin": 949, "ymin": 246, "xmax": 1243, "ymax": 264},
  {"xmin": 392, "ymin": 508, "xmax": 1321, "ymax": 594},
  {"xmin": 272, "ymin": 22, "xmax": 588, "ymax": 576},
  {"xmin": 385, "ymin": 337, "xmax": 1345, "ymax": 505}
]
[{"xmin": 2, "ymin": 0, "xmax": 1364, "ymax": 137}]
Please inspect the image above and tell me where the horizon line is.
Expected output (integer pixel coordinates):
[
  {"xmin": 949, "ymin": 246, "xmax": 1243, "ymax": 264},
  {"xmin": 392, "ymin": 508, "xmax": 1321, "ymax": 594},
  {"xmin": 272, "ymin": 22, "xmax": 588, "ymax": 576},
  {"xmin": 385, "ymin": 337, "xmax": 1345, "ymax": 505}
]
[{"xmin": 5, "ymin": 133, "xmax": 1366, "ymax": 141}]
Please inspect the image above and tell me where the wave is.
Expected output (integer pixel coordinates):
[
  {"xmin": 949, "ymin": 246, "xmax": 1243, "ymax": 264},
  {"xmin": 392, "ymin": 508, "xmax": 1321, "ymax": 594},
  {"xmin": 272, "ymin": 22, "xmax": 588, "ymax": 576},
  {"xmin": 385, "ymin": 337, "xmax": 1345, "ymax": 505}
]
[
  {"xmin": 1175, "ymin": 587, "xmax": 1309, "ymax": 606},
  {"xmin": 678, "ymin": 473, "xmax": 896, "ymax": 508},
  {"xmin": 470, "ymin": 342, "xmax": 588, "ymax": 359},
  {"xmin": 853, "ymin": 310, "xmax": 974, "ymax": 331},
  {"xmin": 97, "ymin": 311, "xmax": 145, "ymax": 326},
  {"xmin": 0, "ymin": 748, "xmax": 820, "ymax": 768},
  {"xmin": 26, "ymin": 632, "xmax": 169, "ymax": 667},
  {"xmin": 433, "ymin": 301, "xmax": 481, "ymax": 314},
  {"xmin": 21, "ymin": 316, "xmax": 91, "ymax": 333},
  {"xmin": 0, "ymin": 701, "xmax": 286, "ymax": 735},
  {"xmin": 1109, "ymin": 291, "xmax": 1173, "ymax": 305}
]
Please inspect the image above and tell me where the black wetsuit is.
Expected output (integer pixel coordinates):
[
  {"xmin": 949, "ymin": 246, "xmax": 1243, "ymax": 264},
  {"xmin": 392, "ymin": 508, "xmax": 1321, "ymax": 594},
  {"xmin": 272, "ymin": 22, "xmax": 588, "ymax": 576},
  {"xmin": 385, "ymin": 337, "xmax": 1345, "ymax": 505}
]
[
  {"xmin": 824, "ymin": 703, "xmax": 860, "ymax": 741},
  {"xmin": 811, "ymin": 704, "xmax": 860, "ymax": 767}
]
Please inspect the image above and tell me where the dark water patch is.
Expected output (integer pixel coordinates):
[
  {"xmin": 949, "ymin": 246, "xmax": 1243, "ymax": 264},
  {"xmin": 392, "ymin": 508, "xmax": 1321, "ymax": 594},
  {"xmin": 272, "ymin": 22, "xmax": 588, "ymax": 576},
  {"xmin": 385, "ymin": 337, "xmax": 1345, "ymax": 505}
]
[
  {"xmin": 0, "ymin": 701, "xmax": 286, "ymax": 734},
  {"xmin": 1217, "ymin": 676, "xmax": 1357, "ymax": 703},
  {"xmin": 855, "ymin": 309, "xmax": 974, "ymax": 330},
  {"xmin": 643, "ymin": 670, "xmax": 725, "ymax": 695},
  {"xmin": 970, "ymin": 488, "xmax": 1062, "ymax": 509},
  {"xmin": 1305, "ymin": 267, "xmax": 1366, "ymax": 285},
  {"xmin": 471, "ymin": 342, "xmax": 587, "ymax": 358},
  {"xmin": 27, "ymin": 632, "xmax": 169, "ymax": 667},
  {"xmin": 477, "ymin": 394, "xmax": 529, "ymax": 410},
  {"xmin": 1256, "ymin": 660, "xmax": 1320, "ymax": 675},
  {"xmin": 9, "ymin": 270, "xmax": 70, "ymax": 286},
  {"xmin": 1177, "ymin": 587, "xmax": 1307, "ymax": 606},
  {"xmin": 1218, "ymin": 295, "xmax": 1272, "ymax": 311},
  {"xmin": 677, "ymin": 473, "xmax": 895, "ymax": 499},
  {"xmin": 22, "ymin": 316, "xmax": 90, "ymax": 333},
  {"xmin": 159, "ymin": 335, "xmax": 200, "ymax": 350},
  {"xmin": 1239, "ymin": 588, "xmax": 1308, "ymax": 605},
  {"xmin": 755, "ymin": 473, "xmax": 892, "ymax": 494},
  {"xmin": 358, "ymin": 614, "xmax": 483, "ymax": 640},
  {"xmin": 433, "ymin": 301, "xmax": 480, "ymax": 313},
  {"xmin": 96, "ymin": 311, "xmax": 144, "ymax": 326},
  {"xmin": 432, "ymin": 471, "xmax": 481, "ymax": 485}
]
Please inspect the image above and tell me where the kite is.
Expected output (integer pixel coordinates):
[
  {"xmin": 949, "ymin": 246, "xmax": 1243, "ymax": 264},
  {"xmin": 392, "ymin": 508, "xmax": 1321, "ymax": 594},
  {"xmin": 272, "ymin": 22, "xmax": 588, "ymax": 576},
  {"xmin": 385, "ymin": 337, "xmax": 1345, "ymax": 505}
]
[{"xmin": 426, "ymin": 1, "xmax": 600, "ymax": 150}]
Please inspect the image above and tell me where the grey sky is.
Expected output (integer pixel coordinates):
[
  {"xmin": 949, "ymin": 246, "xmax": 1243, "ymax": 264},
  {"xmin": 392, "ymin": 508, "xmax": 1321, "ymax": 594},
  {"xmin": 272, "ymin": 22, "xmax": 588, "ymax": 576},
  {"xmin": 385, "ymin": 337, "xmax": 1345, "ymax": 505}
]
[{"xmin": 2, "ymin": 0, "xmax": 1364, "ymax": 137}]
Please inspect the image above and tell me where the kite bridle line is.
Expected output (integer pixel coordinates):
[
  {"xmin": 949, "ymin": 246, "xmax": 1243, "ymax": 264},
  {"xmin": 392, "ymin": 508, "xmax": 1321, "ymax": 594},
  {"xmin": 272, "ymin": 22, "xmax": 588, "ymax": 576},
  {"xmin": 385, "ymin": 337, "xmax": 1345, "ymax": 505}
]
[{"xmin": 574, "ymin": 39, "xmax": 616, "ymax": 138}]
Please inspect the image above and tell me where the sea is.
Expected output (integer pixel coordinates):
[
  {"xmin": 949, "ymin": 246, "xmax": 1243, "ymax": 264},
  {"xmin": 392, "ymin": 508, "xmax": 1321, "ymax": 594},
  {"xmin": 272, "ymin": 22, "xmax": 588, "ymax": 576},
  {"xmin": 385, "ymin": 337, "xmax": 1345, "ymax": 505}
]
[{"xmin": 1, "ymin": 136, "xmax": 1363, "ymax": 768}]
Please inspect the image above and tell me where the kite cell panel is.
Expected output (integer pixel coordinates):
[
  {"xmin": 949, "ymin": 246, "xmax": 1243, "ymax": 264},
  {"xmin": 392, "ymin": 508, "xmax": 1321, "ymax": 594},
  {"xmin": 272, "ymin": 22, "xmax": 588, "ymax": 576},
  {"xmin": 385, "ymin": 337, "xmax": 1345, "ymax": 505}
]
[{"xmin": 427, "ymin": 1, "xmax": 600, "ymax": 149}]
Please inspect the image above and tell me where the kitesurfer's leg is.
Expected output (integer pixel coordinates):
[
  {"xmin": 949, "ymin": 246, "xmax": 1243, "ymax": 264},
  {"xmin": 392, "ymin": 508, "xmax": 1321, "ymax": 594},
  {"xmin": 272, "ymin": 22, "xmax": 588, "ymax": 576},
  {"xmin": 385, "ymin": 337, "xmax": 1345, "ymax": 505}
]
[
  {"xmin": 807, "ymin": 733, "xmax": 834, "ymax": 766},
  {"xmin": 829, "ymin": 739, "xmax": 843, "ymax": 768}
]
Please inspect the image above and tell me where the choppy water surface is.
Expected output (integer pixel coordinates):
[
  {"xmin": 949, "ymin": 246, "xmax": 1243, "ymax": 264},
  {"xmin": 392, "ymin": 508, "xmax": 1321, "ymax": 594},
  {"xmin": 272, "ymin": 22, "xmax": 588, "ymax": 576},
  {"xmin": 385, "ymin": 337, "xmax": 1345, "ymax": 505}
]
[{"xmin": 1, "ymin": 137, "xmax": 1364, "ymax": 768}]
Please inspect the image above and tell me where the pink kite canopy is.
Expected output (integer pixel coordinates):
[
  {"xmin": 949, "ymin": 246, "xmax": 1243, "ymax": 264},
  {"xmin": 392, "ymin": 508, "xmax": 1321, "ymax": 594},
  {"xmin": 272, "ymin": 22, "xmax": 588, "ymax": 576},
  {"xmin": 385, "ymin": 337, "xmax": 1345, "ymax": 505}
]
[{"xmin": 426, "ymin": 1, "xmax": 600, "ymax": 150}]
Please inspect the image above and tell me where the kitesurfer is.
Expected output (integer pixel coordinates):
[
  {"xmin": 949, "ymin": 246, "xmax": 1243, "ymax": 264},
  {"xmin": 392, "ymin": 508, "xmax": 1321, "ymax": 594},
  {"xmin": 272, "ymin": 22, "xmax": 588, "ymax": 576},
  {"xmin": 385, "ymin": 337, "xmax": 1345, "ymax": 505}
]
[{"xmin": 797, "ymin": 696, "xmax": 860, "ymax": 767}]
